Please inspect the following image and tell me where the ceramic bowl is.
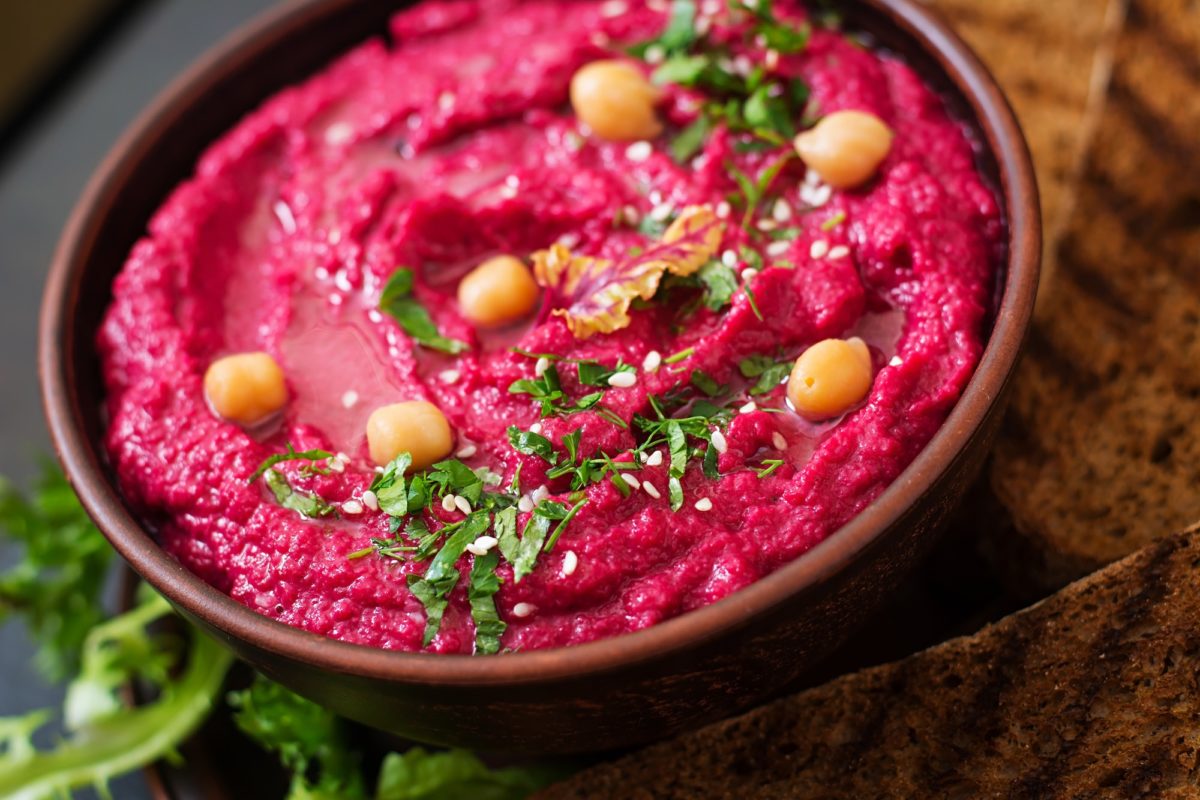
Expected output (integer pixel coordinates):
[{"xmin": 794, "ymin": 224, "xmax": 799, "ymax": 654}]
[{"xmin": 41, "ymin": 0, "xmax": 1040, "ymax": 753}]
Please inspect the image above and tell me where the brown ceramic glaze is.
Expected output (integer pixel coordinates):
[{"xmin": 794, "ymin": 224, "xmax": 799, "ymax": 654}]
[{"xmin": 40, "ymin": 0, "xmax": 1040, "ymax": 754}]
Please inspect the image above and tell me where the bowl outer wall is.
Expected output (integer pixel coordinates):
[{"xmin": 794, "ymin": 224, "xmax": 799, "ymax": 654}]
[{"xmin": 40, "ymin": 0, "xmax": 1040, "ymax": 752}]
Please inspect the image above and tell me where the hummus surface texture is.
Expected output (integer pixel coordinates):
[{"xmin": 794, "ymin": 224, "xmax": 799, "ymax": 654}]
[{"xmin": 100, "ymin": 0, "xmax": 1002, "ymax": 653}]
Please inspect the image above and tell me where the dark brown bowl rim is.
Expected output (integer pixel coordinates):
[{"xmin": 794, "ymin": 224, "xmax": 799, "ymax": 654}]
[{"xmin": 41, "ymin": 0, "xmax": 1040, "ymax": 688}]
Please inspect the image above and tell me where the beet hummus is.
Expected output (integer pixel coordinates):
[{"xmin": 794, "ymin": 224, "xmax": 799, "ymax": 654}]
[{"xmin": 99, "ymin": 0, "xmax": 1002, "ymax": 654}]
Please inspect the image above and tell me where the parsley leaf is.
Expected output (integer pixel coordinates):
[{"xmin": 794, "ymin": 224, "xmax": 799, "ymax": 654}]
[
  {"xmin": 263, "ymin": 469, "xmax": 335, "ymax": 519},
  {"xmin": 468, "ymin": 549, "xmax": 505, "ymax": 655},
  {"xmin": 698, "ymin": 260, "xmax": 738, "ymax": 310},
  {"xmin": 690, "ymin": 369, "xmax": 724, "ymax": 397},
  {"xmin": 380, "ymin": 267, "xmax": 469, "ymax": 355},
  {"xmin": 507, "ymin": 426, "xmax": 557, "ymax": 464},
  {"xmin": 247, "ymin": 444, "xmax": 334, "ymax": 484},
  {"xmin": 756, "ymin": 458, "xmax": 785, "ymax": 478},
  {"xmin": 543, "ymin": 498, "xmax": 587, "ymax": 551},
  {"xmin": 739, "ymin": 355, "xmax": 793, "ymax": 394},
  {"xmin": 511, "ymin": 513, "xmax": 551, "ymax": 583},
  {"xmin": 630, "ymin": 0, "xmax": 698, "ymax": 57},
  {"xmin": 408, "ymin": 513, "xmax": 490, "ymax": 646}
]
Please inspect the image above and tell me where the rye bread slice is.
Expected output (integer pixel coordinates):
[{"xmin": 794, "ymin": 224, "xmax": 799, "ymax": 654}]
[
  {"xmin": 989, "ymin": 0, "xmax": 1200, "ymax": 590},
  {"xmin": 932, "ymin": 0, "xmax": 1124, "ymax": 268},
  {"xmin": 538, "ymin": 524, "xmax": 1200, "ymax": 799}
]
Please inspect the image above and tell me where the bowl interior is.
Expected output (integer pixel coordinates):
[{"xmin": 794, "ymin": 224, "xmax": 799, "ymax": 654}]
[{"xmin": 42, "ymin": 0, "xmax": 1039, "ymax": 687}]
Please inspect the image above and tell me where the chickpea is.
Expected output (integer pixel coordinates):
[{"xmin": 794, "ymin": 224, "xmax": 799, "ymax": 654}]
[
  {"xmin": 793, "ymin": 110, "xmax": 894, "ymax": 189},
  {"xmin": 457, "ymin": 255, "xmax": 540, "ymax": 327},
  {"xmin": 569, "ymin": 59, "xmax": 662, "ymax": 142},
  {"xmin": 787, "ymin": 337, "xmax": 873, "ymax": 421},
  {"xmin": 204, "ymin": 352, "xmax": 287, "ymax": 426},
  {"xmin": 367, "ymin": 401, "xmax": 453, "ymax": 469}
]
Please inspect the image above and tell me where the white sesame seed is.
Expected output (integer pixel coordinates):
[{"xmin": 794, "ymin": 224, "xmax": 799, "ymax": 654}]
[
  {"xmin": 620, "ymin": 473, "xmax": 642, "ymax": 490},
  {"xmin": 765, "ymin": 49, "xmax": 780, "ymax": 70},
  {"xmin": 530, "ymin": 422, "xmax": 543, "ymax": 434},
  {"xmin": 562, "ymin": 550, "xmax": 579, "ymax": 576},
  {"xmin": 557, "ymin": 232, "xmax": 581, "ymax": 249},
  {"xmin": 636, "ymin": 450, "xmax": 648, "ymax": 464},
  {"xmin": 642, "ymin": 350, "xmax": 662, "ymax": 372},
  {"xmin": 828, "ymin": 245, "xmax": 850, "ymax": 260},
  {"xmin": 644, "ymin": 44, "xmax": 665, "ymax": 64},
  {"xmin": 716, "ymin": 201, "xmax": 732, "ymax": 219},
  {"xmin": 437, "ymin": 91, "xmax": 456, "ymax": 111},
  {"xmin": 466, "ymin": 542, "xmax": 488, "ymax": 556},
  {"xmin": 720, "ymin": 249, "xmax": 738, "ymax": 269},
  {"xmin": 454, "ymin": 496, "xmax": 472, "ymax": 515},
  {"xmin": 649, "ymin": 202, "xmax": 674, "ymax": 222},
  {"xmin": 756, "ymin": 218, "xmax": 777, "ymax": 232},
  {"xmin": 739, "ymin": 400, "xmax": 757, "ymax": 414},
  {"xmin": 642, "ymin": 481, "xmax": 662, "ymax": 500},
  {"xmin": 466, "ymin": 535, "xmax": 498, "ymax": 557},
  {"xmin": 590, "ymin": 31, "xmax": 611, "ymax": 47},
  {"xmin": 439, "ymin": 369, "xmax": 461, "ymax": 385},
  {"xmin": 513, "ymin": 602, "xmax": 537, "ymax": 618},
  {"xmin": 599, "ymin": 0, "xmax": 628, "ymax": 17},
  {"xmin": 773, "ymin": 198, "xmax": 792, "ymax": 222},
  {"xmin": 772, "ymin": 432, "xmax": 788, "ymax": 451},
  {"xmin": 273, "ymin": 200, "xmax": 297, "ymax": 234},
  {"xmin": 374, "ymin": 465, "xmax": 385, "ymax": 474},
  {"xmin": 340, "ymin": 390, "xmax": 359, "ymax": 409},
  {"xmin": 531, "ymin": 485, "xmax": 550, "ymax": 504},
  {"xmin": 767, "ymin": 240, "xmax": 791, "ymax": 258},
  {"xmin": 810, "ymin": 240, "xmax": 830, "ymax": 259},
  {"xmin": 621, "ymin": 205, "xmax": 641, "ymax": 225},
  {"xmin": 337, "ymin": 452, "xmax": 351, "ymax": 464},
  {"xmin": 645, "ymin": 450, "xmax": 664, "ymax": 467},
  {"xmin": 742, "ymin": 268, "xmax": 759, "ymax": 282},
  {"xmin": 889, "ymin": 355, "xmax": 903, "ymax": 367},
  {"xmin": 441, "ymin": 494, "xmax": 458, "ymax": 513},
  {"xmin": 733, "ymin": 55, "xmax": 753, "ymax": 76},
  {"xmin": 327, "ymin": 458, "xmax": 345, "ymax": 474},
  {"xmin": 361, "ymin": 490, "xmax": 379, "ymax": 511},
  {"xmin": 626, "ymin": 141, "xmax": 653, "ymax": 162},
  {"xmin": 710, "ymin": 430, "xmax": 728, "ymax": 454},
  {"xmin": 695, "ymin": 14, "xmax": 713, "ymax": 35},
  {"xmin": 342, "ymin": 500, "xmax": 364, "ymax": 515},
  {"xmin": 455, "ymin": 444, "xmax": 477, "ymax": 459},
  {"xmin": 324, "ymin": 121, "xmax": 353, "ymax": 146},
  {"xmin": 518, "ymin": 496, "xmax": 534, "ymax": 513},
  {"xmin": 694, "ymin": 497, "xmax": 713, "ymax": 512},
  {"xmin": 810, "ymin": 184, "xmax": 833, "ymax": 207},
  {"xmin": 608, "ymin": 371, "xmax": 637, "ymax": 388}
]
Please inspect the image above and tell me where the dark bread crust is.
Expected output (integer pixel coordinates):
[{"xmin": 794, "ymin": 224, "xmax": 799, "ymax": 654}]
[
  {"xmin": 538, "ymin": 524, "xmax": 1200, "ymax": 799},
  {"xmin": 989, "ymin": 0, "xmax": 1200, "ymax": 589}
]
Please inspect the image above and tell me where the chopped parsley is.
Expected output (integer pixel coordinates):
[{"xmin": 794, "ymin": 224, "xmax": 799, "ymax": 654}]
[
  {"xmin": 756, "ymin": 458, "xmax": 785, "ymax": 478},
  {"xmin": 262, "ymin": 469, "xmax": 335, "ymax": 519},
  {"xmin": 380, "ymin": 267, "xmax": 469, "ymax": 354},
  {"xmin": 467, "ymin": 549, "xmax": 505, "ymax": 654},
  {"xmin": 508, "ymin": 353, "xmax": 628, "ymax": 427},
  {"xmin": 690, "ymin": 369, "xmax": 724, "ymax": 397},
  {"xmin": 698, "ymin": 260, "xmax": 738, "ymax": 310},
  {"xmin": 738, "ymin": 354, "xmax": 793, "ymax": 394},
  {"xmin": 247, "ymin": 444, "xmax": 334, "ymax": 484}
]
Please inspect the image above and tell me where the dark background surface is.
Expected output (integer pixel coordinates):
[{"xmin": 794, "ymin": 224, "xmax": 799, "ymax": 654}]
[{"xmin": 0, "ymin": 2, "xmax": 279, "ymax": 796}]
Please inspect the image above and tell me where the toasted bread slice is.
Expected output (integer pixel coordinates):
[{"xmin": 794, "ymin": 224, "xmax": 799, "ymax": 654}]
[
  {"xmin": 989, "ymin": 0, "xmax": 1200, "ymax": 590},
  {"xmin": 539, "ymin": 524, "xmax": 1200, "ymax": 799},
  {"xmin": 933, "ymin": 0, "xmax": 1124, "ymax": 272}
]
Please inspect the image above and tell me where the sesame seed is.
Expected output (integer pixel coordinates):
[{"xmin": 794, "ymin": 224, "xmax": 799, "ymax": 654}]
[
  {"xmin": 466, "ymin": 542, "xmax": 488, "ymax": 557},
  {"xmin": 557, "ymin": 232, "xmax": 581, "ymax": 249},
  {"xmin": 645, "ymin": 450, "xmax": 664, "ymax": 467},
  {"xmin": 361, "ymin": 490, "xmax": 379, "ymax": 511},
  {"xmin": 620, "ymin": 473, "xmax": 642, "ymax": 490},
  {"xmin": 454, "ymin": 496, "xmax": 472, "ymax": 515},
  {"xmin": 437, "ymin": 91, "xmax": 456, "ymax": 111},
  {"xmin": 828, "ymin": 245, "xmax": 850, "ymax": 260},
  {"xmin": 608, "ymin": 371, "xmax": 637, "ymax": 388},
  {"xmin": 337, "ymin": 452, "xmax": 351, "ymax": 464},
  {"xmin": 695, "ymin": 15, "xmax": 712, "ymax": 35},
  {"xmin": 739, "ymin": 401, "xmax": 757, "ymax": 414},
  {"xmin": 533, "ymin": 357, "xmax": 550, "ymax": 378},
  {"xmin": 694, "ymin": 497, "xmax": 713, "ymax": 512},
  {"xmin": 590, "ymin": 31, "xmax": 611, "ymax": 47},
  {"xmin": 715, "ymin": 201, "xmax": 732, "ymax": 219},
  {"xmin": 710, "ymin": 430, "xmax": 728, "ymax": 454},
  {"xmin": 642, "ymin": 481, "xmax": 662, "ymax": 499},
  {"xmin": 599, "ymin": 0, "xmax": 628, "ymax": 17},
  {"xmin": 273, "ymin": 200, "xmax": 297, "ymax": 234},
  {"xmin": 644, "ymin": 44, "xmax": 665, "ymax": 64},
  {"xmin": 772, "ymin": 432, "xmax": 788, "ymax": 451},
  {"xmin": 513, "ymin": 602, "xmax": 537, "ymax": 618},
  {"xmin": 733, "ymin": 55, "xmax": 753, "ymax": 76},
  {"xmin": 439, "ymin": 369, "xmax": 461, "ymax": 384},
  {"xmin": 889, "ymin": 355, "xmax": 903, "ymax": 367},
  {"xmin": 342, "ymin": 500, "xmax": 364, "ymax": 515},
  {"xmin": 324, "ymin": 122, "xmax": 353, "ymax": 146},
  {"xmin": 805, "ymin": 168, "xmax": 822, "ymax": 187},
  {"xmin": 621, "ymin": 205, "xmax": 641, "ymax": 225},
  {"xmin": 465, "ymin": 535, "xmax": 498, "ymax": 557},
  {"xmin": 530, "ymin": 422, "xmax": 543, "ymax": 434},
  {"xmin": 562, "ymin": 550, "xmax": 579, "ymax": 576},
  {"xmin": 810, "ymin": 184, "xmax": 833, "ymax": 207},
  {"xmin": 756, "ymin": 218, "xmax": 777, "ymax": 231},
  {"xmin": 626, "ymin": 141, "xmax": 653, "ymax": 162},
  {"xmin": 742, "ymin": 267, "xmax": 759, "ymax": 282},
  {"xmin": 649, "ymin": 202, "xmax": 674, "ymax": 222},
  {"xmin": 721, "ymin": 249, "xmax": 739, "ymax": 268},
  {"xmin": 327, "ymin": 458, "xmax": 345, "ymax": 474},
  {"xmin": 340, "ymin": 390, "xmax": 359, "ymax": 409},
  {"xmin": 531, "ymin": 486, "xmax": 550, "ymax": 504},
  {"xmin": 455, "ymin": 444, "xmax": 477, "ymax": 459},
  {"xmin": 765, "ymin": 49, "xmax": 780, "ymax": 70},
  {"xmin": 773, "ymin": 199, "xmax": 792, "ymax": 222},
  {"xmin": 642, "ymin": 350, "xmax": 662, "ymax": 372},
  {"xmin": 518, "ymin": 496, "xmax": 534, "ymax": 513},
  {"xmin": 767, "ymin": 240, "xmax": 791, "ymax": 258},
  {"xmin": 810, "ymin": 240, "xmax": 830, "ymax": 259},
  {"xmin": 441, "ymin": 494, "xmax": 458, "ymax": 513}
]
